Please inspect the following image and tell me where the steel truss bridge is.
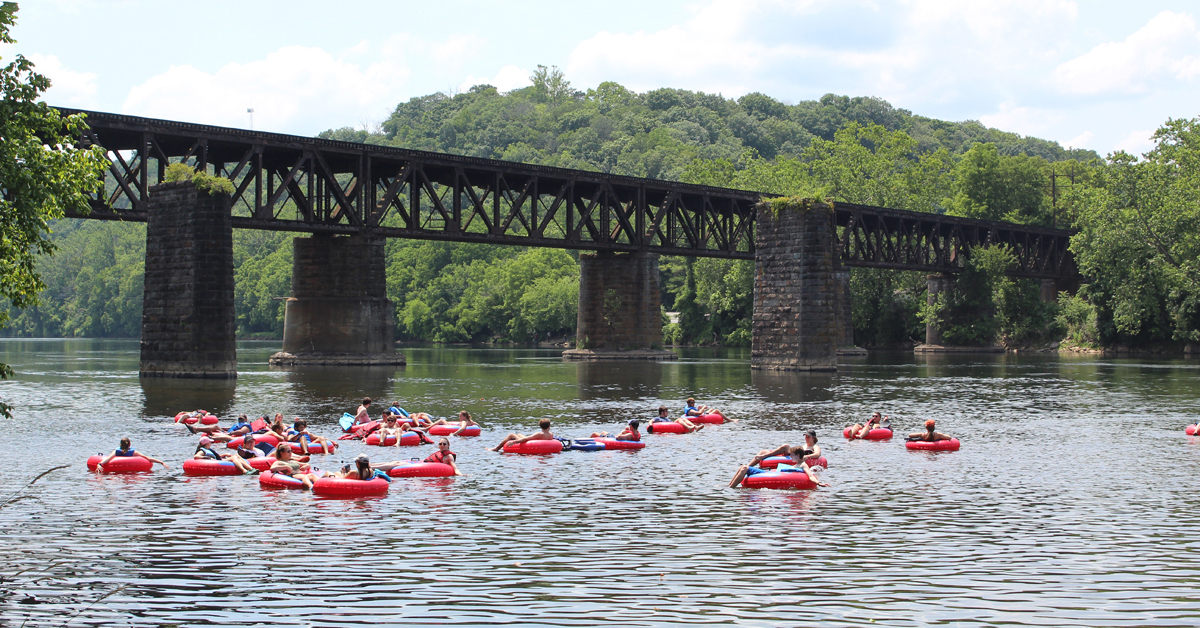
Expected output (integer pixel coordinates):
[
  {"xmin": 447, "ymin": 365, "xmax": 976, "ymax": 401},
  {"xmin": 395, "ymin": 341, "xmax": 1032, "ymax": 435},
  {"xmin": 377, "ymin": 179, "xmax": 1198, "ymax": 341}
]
[{"xmin": 60, "ymin": 109, "xmax": 1077, "ymax": 279}]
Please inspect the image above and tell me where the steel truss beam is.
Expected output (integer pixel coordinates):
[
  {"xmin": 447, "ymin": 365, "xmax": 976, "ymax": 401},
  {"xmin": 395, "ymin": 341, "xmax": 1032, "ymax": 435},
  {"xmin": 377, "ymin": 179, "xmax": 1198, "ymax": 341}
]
[{"xmin": 60, "ymin": 109, "xmax": 1076, "ymax": 278}]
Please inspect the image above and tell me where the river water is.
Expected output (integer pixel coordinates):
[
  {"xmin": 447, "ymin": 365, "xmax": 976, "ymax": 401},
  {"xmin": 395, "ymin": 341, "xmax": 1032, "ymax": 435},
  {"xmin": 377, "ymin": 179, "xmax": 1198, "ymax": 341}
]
[{"xmin": 0, "ymin": 339, "xmax": 1198, "ymax": 627}]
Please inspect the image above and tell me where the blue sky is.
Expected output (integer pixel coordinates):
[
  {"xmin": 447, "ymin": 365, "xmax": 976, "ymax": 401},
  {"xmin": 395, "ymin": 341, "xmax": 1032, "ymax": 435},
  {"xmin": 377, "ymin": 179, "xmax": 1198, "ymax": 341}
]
[{"xmin": 6, "ymin": 0, "xmax": 1200, "ymax": 155}]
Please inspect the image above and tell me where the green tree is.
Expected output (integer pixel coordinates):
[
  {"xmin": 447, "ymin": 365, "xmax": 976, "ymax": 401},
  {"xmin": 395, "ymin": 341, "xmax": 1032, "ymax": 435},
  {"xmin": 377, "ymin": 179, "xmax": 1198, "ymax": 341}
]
[
  {"xmin": 1066, "ymin": 116, "xmax": 1200, "ymax": 346},
  {"xmin": 947, "ymin": 143, "xmax": 1050, "ymax": 225},
  {"xmin": 0, "ymin": 2, "xmax": 107, "ymax": 416}
]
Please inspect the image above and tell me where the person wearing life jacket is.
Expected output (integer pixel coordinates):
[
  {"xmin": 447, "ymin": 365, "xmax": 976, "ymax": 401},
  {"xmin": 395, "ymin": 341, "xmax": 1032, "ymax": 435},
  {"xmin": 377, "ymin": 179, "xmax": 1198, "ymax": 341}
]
[
  {"xmin": 287, "ymin": 419, "xmax": 334, "ymax": 454},
  {"xmin": 490, "ymin": 419, "xmax": 554, "ymax": 451},
  {"xmin": 269, "ymin": 446, "xmax": 319, "ymax": 489},
  {"xmin": 423, "ymin": 438, "xmax": 463, "ymax": 475},
  {"xmin": 728, "ymin": 441, "xmax": 830, "ymax": 488},
  {"xmin": 846, "ymin": 412, "xmax": 890, "ymax": 439},
  {"xmin": 908, "ymin": 419, "xmax": 953, "ymax": 442},
  {"xmin": 96, "ymin": 437, "xmax": 169, "ymax": 474},
  {"xmin": 651, "ymin": 406, "xmax": 702, "ymax": 432},
  {"xmin": 193, "ymin": 437, "xmax": 257, "ymax": 474},
  {"xmin": 234, "ymin": 434, "xmax": 274, "ymax": 459},
  {"xmin": 425, "ymin": 410, "xmax": 480, "ymax": 436}
]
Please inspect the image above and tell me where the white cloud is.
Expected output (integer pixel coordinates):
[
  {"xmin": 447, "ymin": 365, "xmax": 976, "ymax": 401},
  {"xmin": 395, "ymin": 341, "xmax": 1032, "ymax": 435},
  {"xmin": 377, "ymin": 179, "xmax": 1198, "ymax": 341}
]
[
  {"xmin": 458, "ymin": 65, "xmax": 531, "ymax": 93},
  {"xmin": 25, "ymin": 53, "xmax": 98, "ymax": 108},
  {"xmin": 1113, "ymin": 128, "xmax": 1155, "ymax": 155},
  {"xmin": 978, "ymin": 102, "xmax": 1065, "ymax": 139},
  {"xmin": 1064, "ymin": 130, "xmax": 1094, "ymax": 149},
  {"xmin": 565, "ymin": 0, "xmax": 1080, "ymax": 106},
  {"xmin": 1053, "ymin": 11, "xmax": 1200, "ymax": 96},
  {"xmin": 122, "ymin": 45, "xmax": 410, "ymax": 134}
]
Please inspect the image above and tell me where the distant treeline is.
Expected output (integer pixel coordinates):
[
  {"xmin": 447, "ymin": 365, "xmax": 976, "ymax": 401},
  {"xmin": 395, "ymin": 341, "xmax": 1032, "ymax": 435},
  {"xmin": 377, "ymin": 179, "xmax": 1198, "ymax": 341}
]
[{"xmin": 5, "ymin": 71, "xmax": 1197, "ymax": 351}]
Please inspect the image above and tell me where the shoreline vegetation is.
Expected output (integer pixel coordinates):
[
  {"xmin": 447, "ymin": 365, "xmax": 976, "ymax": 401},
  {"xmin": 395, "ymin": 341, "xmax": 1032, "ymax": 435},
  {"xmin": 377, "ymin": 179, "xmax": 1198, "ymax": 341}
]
[{"xmin": 3, "ymin": 70, "xmax": 1198, "ymax": 355}]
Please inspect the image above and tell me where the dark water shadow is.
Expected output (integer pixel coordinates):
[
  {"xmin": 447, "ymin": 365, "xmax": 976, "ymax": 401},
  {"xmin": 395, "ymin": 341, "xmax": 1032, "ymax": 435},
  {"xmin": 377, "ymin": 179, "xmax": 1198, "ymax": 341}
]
[
  {"xmin": 750, "ymin": 369, "xmax": 837, "ymax": 404},
  {"xmin": 140, "ymin": 378, "xmax": 237, "ymax": 418},
  {"xmin": 575, "ymin": 360, "xmax": 663, "ymax": 401}
]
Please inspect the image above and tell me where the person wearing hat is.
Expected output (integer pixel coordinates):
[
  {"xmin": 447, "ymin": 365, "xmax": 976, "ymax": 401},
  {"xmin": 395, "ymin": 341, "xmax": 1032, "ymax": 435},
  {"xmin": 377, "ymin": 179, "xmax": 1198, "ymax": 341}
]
[
  {"xmin": 334, "ymin": 454, "xmax": 391, "ymax": 481},
  {"xmin": 192, "ymin": 436, "xmax": 257, "ymax": 474},
  {"xmin": 908, "ymin": 419, "xmax": 953, "ymax": 442}
]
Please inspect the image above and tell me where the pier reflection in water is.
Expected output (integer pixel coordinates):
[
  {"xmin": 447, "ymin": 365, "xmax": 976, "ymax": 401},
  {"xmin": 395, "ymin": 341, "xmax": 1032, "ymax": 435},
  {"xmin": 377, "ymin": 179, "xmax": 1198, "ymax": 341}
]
[{"xmin": 1, "ymin": 339, "xmax": 1199, "ymax": 626}]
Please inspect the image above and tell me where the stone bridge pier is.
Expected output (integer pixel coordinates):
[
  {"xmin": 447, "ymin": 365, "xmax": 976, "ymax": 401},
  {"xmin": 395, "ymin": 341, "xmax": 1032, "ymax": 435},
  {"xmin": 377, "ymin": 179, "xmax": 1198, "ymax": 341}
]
[
  {"xmin": 140, "ymin": 182, "xmax": 237, "ymax": 378},
  {"xmin": 562, "ymin": 251, "xmax": 676, "ymax": 360},
  {"xmin": 271, "ymin": 234, "xmax": 404, "ymax": 366},
  {"xmin": 751, "ymin": 201, "xmax": 839, "ymax": 371}
]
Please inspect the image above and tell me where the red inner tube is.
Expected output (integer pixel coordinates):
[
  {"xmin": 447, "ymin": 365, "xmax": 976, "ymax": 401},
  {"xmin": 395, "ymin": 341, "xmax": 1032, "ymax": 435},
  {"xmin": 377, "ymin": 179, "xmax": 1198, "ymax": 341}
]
[
  {"xmin": 760, "ymin": 456, "xmax": 827, "ymax": 469},
  {"xmin": 594, "ymin": 438, "xmax": 645, "ymax": 450},
  {"xmin": 365, "ymin": 432, "xmax": 421, "ymax": 446},
  {"xmin": 428, "ymin": 424, "xmax": 481, "ymax": 437},
  {"xmin": 388, "ymin": 462, "xmax": 455, "ymax": 478},
  {"xmin": 312, "ymin": 476, "xmax": 389, "ymax": 497},
  {"xmin": 87, "ymin": 455, "xmax": 152, "ymax": 474},
  {"xmin": 259, "ymin": 470, "xmax": 307, "ymax": 489},
  {"xmin": 647, "ymin": 421, "xmax": 687, "ymax": 434},
  {"xmin": 742, "ymin": 470, "xmax": 816, "ymax": 490},
  {"xmin": 182, "ymin": 458, "xmax": 242, "ymax": 476},
  {"xmin": 226, "ymin": 434, "xmax": 281, "ymax": 449},
  {"xmin": 905, "ymin": 438, "xmax": 961, "ymax": 451},
  {"xmin": 200, "ymin": 415, "xmax": 219, "ymax": 425},
  {"xmin": 687, "ymin": 413, "xmax": 724, "ymax": 424},
  {"xmin": 1187, "ymin": 424, "xmax": 1199, "ymax": 436},
  {"xmin": 285, "ymin": 441, "xmax": 335, "ymax": 454},
  {"xmin": 503, "ymin": 439, "xmax": 563, "ymax": 454},
  {"xmin": 247, "ymin": 457, "xmax": 275, "ymax": 471}
]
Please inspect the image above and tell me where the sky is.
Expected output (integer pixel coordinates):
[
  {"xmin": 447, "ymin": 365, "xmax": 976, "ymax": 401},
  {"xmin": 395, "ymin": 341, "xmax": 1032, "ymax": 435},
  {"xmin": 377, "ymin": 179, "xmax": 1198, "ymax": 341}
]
[{"xmin": 5, "ymin": 0, "xmax": 1200, "ymax": 156}]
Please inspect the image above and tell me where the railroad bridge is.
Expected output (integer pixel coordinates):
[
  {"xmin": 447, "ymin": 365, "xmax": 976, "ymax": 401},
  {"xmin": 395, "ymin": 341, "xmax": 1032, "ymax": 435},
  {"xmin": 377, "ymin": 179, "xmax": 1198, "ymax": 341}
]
[{"xmin": 60, "ymin": 109, "xmax": 1078, "ymax": 376}]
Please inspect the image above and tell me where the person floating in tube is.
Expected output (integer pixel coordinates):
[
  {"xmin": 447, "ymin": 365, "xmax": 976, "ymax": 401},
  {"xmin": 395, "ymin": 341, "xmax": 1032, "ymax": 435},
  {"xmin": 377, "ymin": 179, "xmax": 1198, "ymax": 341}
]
[
  {"xmin": 591, "ymin": 419, "xmax": 641, "ymax": 441},
  {"xmin": 846, "ymin": 412, "xmax": 890, "ymax": 439},
  {"xmin": 728, "ymin": 440, "xmax": 829, "ymax": 488},
  {"xmin": 490, "ymin": 419, "xmax": 555, "ymax": 451},
  {"xmin": 748, "ymin": 431, "xmax": 823, "ymax": 467},
  {"xmin": 651, "ymin": 406, "xmax": 703, "ymax": 432},
  {"xmin": 684, "ymin": 397, "xmax": 735, "ymax": 422},
  {"xmin": 425, "ymin": 410, "xmax": 481, "ymax": 436},
  {"xmin": 907, "ymin": 419, "xmax": 953, "ymax": 442},
  {"xmin": 95, "ymin": 437, "xmax": 169, "ymax": 474}
]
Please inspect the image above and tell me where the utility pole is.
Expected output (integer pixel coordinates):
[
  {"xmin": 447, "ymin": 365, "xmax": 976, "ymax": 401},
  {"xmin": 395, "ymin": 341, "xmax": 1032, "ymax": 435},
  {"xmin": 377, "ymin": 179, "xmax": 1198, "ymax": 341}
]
[
  {"xmin": 1049, "ymin": 155, "xmax": 1077, "ymax": 229},
  {"xmin": 247, "ymin": 108, "xmax": 254, "ymax": 131}
]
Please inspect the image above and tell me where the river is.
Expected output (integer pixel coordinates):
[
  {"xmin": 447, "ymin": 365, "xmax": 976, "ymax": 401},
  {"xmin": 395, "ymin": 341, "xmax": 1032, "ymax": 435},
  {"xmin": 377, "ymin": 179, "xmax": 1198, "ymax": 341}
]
[{"xmin": 0, "ymin": 339, "xmax": 1198, "ymax": 627}]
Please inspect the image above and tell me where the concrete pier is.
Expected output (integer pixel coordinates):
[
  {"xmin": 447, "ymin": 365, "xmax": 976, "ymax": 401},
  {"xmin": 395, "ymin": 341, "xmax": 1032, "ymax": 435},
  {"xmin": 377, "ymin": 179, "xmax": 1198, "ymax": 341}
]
[
  {"xmin": 270, "ymin": 234, "xmax": 405, "ymax": 366},
  {"xmin": 139, "ymin": 182, "xmax": 237, "ymax": 378},
  {"xmin": 751, "ymin": 200, "xmax": 839, "ymax": 371},
  {"xmin": 562, "ymin": 252, "xmax": 676, "ymax": 360}
]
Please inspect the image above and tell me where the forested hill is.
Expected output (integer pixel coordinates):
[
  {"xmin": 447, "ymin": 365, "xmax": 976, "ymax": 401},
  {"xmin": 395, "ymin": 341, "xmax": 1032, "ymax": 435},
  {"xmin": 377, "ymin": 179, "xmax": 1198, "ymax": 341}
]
[{"xmin": 320, "ymin": 71, "xmax": 1096, "ymax": 185}]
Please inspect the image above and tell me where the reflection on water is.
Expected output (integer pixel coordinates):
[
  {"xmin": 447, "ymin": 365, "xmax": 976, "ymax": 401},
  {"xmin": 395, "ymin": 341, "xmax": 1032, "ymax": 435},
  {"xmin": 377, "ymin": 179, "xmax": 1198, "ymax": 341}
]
[
  {"xmin": 141, "ymin": 377, "xmax": 237, "ymax": 417},
  {"xmin": 1, "ymin": 339, "xmax": 1200, "ymax": 626}
]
